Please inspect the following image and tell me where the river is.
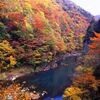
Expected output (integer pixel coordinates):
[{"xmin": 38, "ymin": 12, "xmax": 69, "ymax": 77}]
[{"xmin": 15, "ymin": 55, "xmax": 79, "ymax": 97}]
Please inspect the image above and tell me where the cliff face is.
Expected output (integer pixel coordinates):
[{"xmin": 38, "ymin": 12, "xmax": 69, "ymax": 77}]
[{"xmin": 0, "ymin": 0, "xmax": 92, "ymax": 70}]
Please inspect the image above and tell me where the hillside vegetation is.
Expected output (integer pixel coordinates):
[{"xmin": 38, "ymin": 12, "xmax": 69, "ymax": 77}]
[{"xmin": 0, "ymin": 0, "xmax": 90, "ymax": 71}]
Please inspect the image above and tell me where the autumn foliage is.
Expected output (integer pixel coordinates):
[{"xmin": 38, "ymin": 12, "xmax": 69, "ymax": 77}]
[
  {"xmin": 63, "ymin": 65, "xmax": 100, "ymax": 99},
  {"xmin": 0, "ymin": 83, "xmax": 33, "ymax": 100},
  {"xmin": 0, "ymin": 40, "xmax": 16, "ymax": 71},
  {"xmin": 88, "ymin": 32, "xmax": 100, "ymax": 54},
  {"xmin": 0, "ymin": 0, "xmax": 89, "ymax": 71}
]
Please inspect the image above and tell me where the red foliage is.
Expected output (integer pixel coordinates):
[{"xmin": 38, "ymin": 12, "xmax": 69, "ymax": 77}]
[{"xmin": 33, "ymin": 15, "xmax": 44, "ymax": 30}]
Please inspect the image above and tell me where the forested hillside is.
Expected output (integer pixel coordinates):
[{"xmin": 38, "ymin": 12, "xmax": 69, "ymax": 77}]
[
  {"xmin": 0, "ymin": 0, "xmax": 92, "ymax": 71},
  {"xmin": 56, "ymin": 0, "xmax": 93, "ymax": 20}
]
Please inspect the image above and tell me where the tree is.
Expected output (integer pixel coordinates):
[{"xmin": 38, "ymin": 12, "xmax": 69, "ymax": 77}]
[
  {"xmin": 89, "ymin": 32, "xmax": 100, "ymax": 54},
  {"xmin": 0, "ymin": 40, "xmax": 17, "ymax": 71}
]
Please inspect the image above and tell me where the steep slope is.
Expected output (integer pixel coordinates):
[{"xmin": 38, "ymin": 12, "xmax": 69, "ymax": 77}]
[
  {"xmin": 56, "ymin": 0, "xmax": 93, "ymax": 20},
  {"xmin": 0, "ymin": 0, "xmax": 91, "ymax": 71},
  {"xmin": 56, "ymin": 0, "xmax": 94, "ymax": 51}
]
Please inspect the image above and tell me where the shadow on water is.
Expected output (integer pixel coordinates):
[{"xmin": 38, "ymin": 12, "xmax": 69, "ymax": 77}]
[{"xmin": 16, "ymin": 56, "xmax": 78, "ymax": 97}]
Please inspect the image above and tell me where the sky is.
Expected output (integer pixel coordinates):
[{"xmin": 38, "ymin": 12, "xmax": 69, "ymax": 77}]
[{"xmin": 71, "ymin": 0, "xmax": 100, "ymax": 15}]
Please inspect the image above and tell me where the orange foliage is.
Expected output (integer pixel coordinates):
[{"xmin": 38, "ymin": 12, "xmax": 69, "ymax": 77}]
[
  {"xmin": 94, "ymin": 32, "xmax": 100, "ymax": 38},
  {"xmin": 74, "ymin": 72, "xmax": 99, "ymax": 90},
  {"xmin": 0, "ymin": 82, "xmax": 42, "ymax": 100},
  {"xmin": 89, "ymin": 43, "xmax": 97, "ymax": 49},
  {"xmin": 33, "ymin": 13, "xmax": 45, "ymax": 30},
  {"xmin": 0, "ymin": 2, "xmax": 6, "ymax": 9},
  {"xmin": 89, "ymin": 32, "xmax": 100, "ymax": 53}
]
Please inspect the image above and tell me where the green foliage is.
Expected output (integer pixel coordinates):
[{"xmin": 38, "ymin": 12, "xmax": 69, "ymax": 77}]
[{"xmin": 0, "ymin": 22, "xmax": 8, "ymax": 39}]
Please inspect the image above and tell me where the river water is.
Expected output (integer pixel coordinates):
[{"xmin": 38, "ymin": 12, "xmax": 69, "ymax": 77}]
[{"xmin": 16, "ymin": 55, "xmax": 79, "ymax": 97}]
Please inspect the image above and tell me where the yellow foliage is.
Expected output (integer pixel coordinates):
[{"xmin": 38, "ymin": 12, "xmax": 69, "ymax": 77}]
[
  {"xmin": 33, "ymin": 50, "xmax": 41, "ymax": 57},
  {"xmin": 75, "ymin": 66, "xmax": 83, "ymax": 72},
  {"xmin": 79, "ymin": 34, "xmax": 84, "ymax": 38},
  {"xmin": 24, "ymin": 1, "xmax": 33, "ymax": 14},
  {"xmin": 9, "ymin": 56, "xmax": 17, "ymax": 66},
  {"xmin": 0, "ymin": 40, "xmax": 17, "ymax": 70},
  {"xmin": 35, "ymin": 0, "xmax": 54, "ymax": 8},
  {"xmin": 25, "ymin": 18, "xmax": 33, "ymax": 33},
  {"xmin": 75, "ymin": 66, "xmax": 93, "ymax": 73},
  {"xmin": 0, "ymin": 40, "xmax": 15, "ymax": 54},
  {"xmin": 69, "ymin": 95, "xmax": 82, "ymax": 100},
  {"xmin": 63, "ymin": 86, "xmax": 83, "ymax": 97}
]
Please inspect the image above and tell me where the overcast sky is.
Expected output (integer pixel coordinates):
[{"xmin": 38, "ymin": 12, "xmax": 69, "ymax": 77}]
[{"xmin": 71, "ymin": 0, "xmax": 100, "ymax": 15}]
